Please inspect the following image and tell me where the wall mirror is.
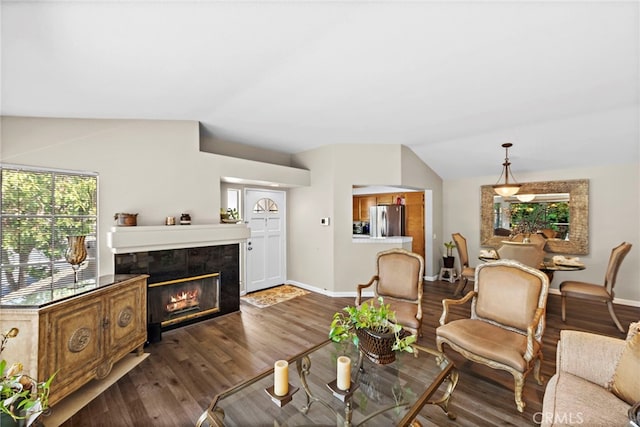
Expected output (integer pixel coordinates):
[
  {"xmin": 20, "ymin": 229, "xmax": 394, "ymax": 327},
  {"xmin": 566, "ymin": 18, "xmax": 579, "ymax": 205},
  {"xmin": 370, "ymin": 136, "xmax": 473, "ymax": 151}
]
[{"xmin": 480, "ymin": 179, "xmax": 589, "ymax": 254}]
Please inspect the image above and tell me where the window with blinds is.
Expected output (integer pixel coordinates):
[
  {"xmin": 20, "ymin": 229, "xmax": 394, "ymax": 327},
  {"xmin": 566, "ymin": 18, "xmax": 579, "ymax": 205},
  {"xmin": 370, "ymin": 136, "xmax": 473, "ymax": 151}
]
[{"xmin": 0, "ymin": 164, "xmax": 98, "ymax": 304}]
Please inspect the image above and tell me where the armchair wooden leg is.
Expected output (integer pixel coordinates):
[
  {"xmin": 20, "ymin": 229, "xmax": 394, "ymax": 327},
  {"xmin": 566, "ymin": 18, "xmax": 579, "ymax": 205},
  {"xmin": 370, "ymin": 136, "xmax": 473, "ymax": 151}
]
[
  {"xmin": 533, "ymin": 354, "xmax": 544, "ymax": 385},
  {"xmin": 606, "ymin": 301, "xmax": 625, "ymax": 333},
  {"xmin": 561, "ymin": 294, "xmax": 567, "ymax": 322},
  {"xmin": 513, "ymin": 373, "xmax": 526, "ymax": 413}
]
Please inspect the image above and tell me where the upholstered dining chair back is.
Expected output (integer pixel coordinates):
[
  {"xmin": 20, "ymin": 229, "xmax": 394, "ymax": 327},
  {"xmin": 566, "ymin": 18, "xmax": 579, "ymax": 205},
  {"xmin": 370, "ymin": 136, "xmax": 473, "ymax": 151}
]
[
  {"xmin": 497, "ymin": 241, "xmax": 545, "ymax": 269},
  {"xmin": 451, "ymin": 232, "xmax": 476, "ymax": 295},
  {"xmin": 603, "ymin": 242, "xmax": 632, "ymax": 295},
  {"xmin": 356, "ymin": 248, "xmax": 425, "ymax": 336},
  {"xmin": 559, "ymin": 242, "xmax": 632, "ymax": 333},
  {"xmin": 510, "ymin": 233, "xmax": 547, "ymax": 250}
]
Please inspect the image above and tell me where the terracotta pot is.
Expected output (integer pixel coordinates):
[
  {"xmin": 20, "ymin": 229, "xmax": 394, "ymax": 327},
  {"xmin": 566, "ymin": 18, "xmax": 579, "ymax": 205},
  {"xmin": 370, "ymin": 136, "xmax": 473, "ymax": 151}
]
[{"xmin": 114, "ymin": 213, "xmax": 138, "ymax": 226}]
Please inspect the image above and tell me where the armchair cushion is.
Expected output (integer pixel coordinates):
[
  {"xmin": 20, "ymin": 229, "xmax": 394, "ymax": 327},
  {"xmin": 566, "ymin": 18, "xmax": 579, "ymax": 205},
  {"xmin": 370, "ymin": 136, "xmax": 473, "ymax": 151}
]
[
  {"xmin": 437, "ymin": 319, "xmax": 539, "ymax": 372},
  {"xmin": 382, "ymin": 298, "xmax": 421, "ymax": 331}
]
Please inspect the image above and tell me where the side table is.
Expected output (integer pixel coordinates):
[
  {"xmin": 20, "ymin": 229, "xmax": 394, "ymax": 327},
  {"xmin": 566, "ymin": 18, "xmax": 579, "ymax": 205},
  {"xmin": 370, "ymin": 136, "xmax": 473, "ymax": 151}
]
[{"xmin": 438, "ymin": 267, "xmax": 458, "ymax": 283}]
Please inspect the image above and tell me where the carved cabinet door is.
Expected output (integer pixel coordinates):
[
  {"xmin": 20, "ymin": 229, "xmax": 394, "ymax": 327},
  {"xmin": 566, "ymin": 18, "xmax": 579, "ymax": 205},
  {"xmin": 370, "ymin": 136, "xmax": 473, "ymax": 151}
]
[
  {"xmin": 106, "ymin": 279, "xmax": 147, "ymax": 358},
  {"xmin": 40, "ymin": 298, "xmax": 105, "ymax": 402}
]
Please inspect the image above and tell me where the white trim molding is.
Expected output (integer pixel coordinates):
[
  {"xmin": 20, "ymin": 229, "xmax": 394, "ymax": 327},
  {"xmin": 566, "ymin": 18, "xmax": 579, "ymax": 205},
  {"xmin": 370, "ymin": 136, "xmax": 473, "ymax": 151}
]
[{"xmin": 107, "ymin": 224, "xmax": 250, "ymax": 253}]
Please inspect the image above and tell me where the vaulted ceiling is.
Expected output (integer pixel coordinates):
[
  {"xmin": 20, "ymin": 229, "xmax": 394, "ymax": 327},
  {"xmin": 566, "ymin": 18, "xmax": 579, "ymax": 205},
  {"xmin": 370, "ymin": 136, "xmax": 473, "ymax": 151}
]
[{"xmin": 2, "ymin": 1, "xmax": 638, "ymax": 180}]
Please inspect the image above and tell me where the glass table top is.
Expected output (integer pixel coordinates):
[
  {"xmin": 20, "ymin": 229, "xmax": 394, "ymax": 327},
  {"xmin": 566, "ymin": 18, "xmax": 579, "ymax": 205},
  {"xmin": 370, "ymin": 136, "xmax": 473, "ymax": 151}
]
[{"xmin": 197, "ymin": 339, "xmax": 458, "ymax": 427}]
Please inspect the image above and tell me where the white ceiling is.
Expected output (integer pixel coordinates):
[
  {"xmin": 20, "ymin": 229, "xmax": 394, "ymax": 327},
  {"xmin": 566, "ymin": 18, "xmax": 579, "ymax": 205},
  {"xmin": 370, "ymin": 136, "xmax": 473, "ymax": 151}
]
[{"xmin": 1, "ymin": 1, "xmax": 638, "ymax": 180}]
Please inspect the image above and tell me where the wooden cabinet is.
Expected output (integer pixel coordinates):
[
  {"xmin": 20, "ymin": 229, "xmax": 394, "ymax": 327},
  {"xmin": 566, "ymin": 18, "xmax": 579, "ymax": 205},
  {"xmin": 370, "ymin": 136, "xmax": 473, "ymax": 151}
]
[
  {"xmin": 404, "ymin": 192, "xmax": 425, "ymax": 260},
  {"xmin": 0, "ymin": 275, "xmax": 148, "ymax": 406},
  {"xmin": 353, "ymin": 195, "xmax": 377, "ymax": 222}
]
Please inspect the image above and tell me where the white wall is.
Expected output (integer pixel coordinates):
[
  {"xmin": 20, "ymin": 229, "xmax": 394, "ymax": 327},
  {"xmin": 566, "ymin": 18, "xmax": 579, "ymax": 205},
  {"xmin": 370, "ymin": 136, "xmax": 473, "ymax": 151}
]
[
  {"xmin": 289, "ymin": 144, "xmax": 443, "ymax": 294},
  {"xmin": 1, "ymin": 116, "xmax": 310, "ymax": 276},
  {"xmin": 444, "ymin": 162, "xmax": 640, "ymax": 304}
]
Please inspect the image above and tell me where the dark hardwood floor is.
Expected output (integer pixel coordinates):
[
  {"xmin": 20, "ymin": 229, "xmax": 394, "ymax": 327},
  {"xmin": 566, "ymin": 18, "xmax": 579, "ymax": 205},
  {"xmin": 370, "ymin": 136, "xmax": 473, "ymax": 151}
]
[{"xmin": 58, "ymin": 280, "xmax": 639, "ymax": 427}]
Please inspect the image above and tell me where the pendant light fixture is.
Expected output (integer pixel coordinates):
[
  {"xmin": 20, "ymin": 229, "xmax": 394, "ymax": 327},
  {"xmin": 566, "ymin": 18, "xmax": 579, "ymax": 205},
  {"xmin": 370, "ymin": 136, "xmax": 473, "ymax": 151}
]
[{"xmin": 492, "ymin": 143, "xmax": 521, "ymax": 197}]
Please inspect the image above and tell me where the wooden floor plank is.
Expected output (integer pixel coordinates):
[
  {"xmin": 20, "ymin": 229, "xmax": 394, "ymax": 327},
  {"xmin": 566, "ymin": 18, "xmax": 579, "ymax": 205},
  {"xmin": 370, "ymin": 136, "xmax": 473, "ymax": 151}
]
[{"xmin": 53, "ymin": 281, "xmax": 639, "ymax": 427}]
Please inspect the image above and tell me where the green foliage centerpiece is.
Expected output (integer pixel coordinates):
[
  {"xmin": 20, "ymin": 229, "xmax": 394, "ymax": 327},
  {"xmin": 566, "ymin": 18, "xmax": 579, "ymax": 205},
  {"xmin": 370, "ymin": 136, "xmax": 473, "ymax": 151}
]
[{"xmin": 329, "ymin": 297, "xmax": 416, "ymax": 364}]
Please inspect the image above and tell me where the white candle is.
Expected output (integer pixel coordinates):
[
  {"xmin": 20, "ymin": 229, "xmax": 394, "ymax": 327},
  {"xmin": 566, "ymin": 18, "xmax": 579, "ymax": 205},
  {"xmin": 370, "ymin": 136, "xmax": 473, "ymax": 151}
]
[
  {"xmin": 336, "ymin": 356, "xmax": 351, "ymax": 391},
  {"xmin": 273, "ymin": 360, "xmax": 289, "ymax": 396}
]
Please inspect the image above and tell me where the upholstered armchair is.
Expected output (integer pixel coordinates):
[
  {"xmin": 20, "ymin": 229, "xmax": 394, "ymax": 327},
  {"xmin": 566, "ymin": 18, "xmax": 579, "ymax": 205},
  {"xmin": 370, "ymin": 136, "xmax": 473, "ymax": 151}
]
[
  {"xmin": 436, "ymin": 259, "xmax": 550, "ymax": 412},
  {"xmin": 355, "ymin": 248, "xmax": 425, "ymax": 336}
]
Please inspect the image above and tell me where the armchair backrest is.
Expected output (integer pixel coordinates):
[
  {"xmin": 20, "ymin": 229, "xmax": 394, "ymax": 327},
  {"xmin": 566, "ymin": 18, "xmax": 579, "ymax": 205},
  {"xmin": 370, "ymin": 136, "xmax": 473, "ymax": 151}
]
[
  {"xmin": 604, "ymin": 242, "xmax": 632, "ymax": 294},
  {"xmin": 451, "ymin": 233, "xmax": 470, "ymax": 268},
  {"xmin": 471, "ymin": 260, "xmax": 549, "ymax": 342},
  {"xmin": 497, "ymin": 241, "xmax": 545, "ymax": 268},
  {"xmin": 375, "ymin": 248, "xmax": 424, "ymax": 301}
]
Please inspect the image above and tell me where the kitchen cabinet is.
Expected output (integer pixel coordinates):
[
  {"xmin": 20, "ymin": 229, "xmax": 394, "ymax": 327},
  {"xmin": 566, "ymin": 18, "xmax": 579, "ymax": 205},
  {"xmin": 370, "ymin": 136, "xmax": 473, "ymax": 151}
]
[
  {"xmin": 0, "ymin": 275, "xmax": 148, "ymax": 406},
  {"xmin": 404, "ymin": 192, "xmax": 425, "ymax": 260},
  {"xmin": 352, "ymin": 191, "xmax": 425, "ymax": 260},
  {"xmin": 353, "ymin": 195, "xmax": 377, "ymax": 222}
]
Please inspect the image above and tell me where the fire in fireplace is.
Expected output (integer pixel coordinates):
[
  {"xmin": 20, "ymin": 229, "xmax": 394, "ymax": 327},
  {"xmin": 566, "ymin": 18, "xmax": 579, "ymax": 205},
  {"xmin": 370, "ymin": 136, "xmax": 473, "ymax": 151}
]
[{"xmin": 148, "ymin": 273, "xmax": 220, "ymax": 328}]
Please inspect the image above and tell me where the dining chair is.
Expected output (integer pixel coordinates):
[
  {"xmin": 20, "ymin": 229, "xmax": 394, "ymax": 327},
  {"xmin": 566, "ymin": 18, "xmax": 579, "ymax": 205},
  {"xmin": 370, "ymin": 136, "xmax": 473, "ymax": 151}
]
[
  {"xmin": 559, "ymin": 242, "xmax": 632, "ymax": 333},
  {"xmin": 497, "ymin": 241, "xmax": 545, "ymax": 269},
  {"xmin": 510, "ymin": 233, "xmax": 547, "ymax": 251},
  {"xmin": 355, "ymin": 248, "xmax": 425, "ymax": 336},
  {"xmin": 451, "ymin": 233, "xmax": 475, "ymax": 295}
]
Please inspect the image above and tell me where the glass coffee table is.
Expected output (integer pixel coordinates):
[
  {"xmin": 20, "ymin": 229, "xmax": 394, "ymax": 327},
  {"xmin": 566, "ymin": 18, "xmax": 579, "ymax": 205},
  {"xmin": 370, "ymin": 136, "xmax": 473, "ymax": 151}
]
[{"xmin": 196, "ymin": 340, "xmax": 458, "ymax": 426}]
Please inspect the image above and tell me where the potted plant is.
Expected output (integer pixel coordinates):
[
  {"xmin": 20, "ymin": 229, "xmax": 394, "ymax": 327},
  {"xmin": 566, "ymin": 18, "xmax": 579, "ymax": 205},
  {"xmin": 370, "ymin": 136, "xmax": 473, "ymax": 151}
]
[
  {"xmin": 1, "ymin": 328, "xmax": 55, "ymax": 427},
  {"xmin": 443, "ymin": 241, "xmax": 456, "ymax": 268},
  {"xmin": 329, "ymin": 297, "xmax": 416, "ymax": 364}
]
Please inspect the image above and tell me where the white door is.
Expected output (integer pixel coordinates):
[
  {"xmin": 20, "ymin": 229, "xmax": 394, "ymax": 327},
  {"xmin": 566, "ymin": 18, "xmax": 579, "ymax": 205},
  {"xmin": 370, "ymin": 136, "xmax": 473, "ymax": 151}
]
[{"xmin": 244, "ymin": 189, "xmax": 286, "ymax": 293}]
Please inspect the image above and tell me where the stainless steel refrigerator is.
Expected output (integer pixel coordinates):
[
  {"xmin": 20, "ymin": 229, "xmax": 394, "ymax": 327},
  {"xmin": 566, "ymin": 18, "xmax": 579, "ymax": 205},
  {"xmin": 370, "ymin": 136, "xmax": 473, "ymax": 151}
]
[{"xmin": 369, "ymin": 205, "xmax": 405, "ymax": 237}]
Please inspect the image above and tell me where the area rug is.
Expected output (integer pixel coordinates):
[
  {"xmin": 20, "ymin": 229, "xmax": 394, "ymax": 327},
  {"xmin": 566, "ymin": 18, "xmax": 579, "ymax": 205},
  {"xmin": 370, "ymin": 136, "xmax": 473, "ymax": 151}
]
[{"xmin": 241, "ymin": 285, "xmax": 310, "ymax": 308}]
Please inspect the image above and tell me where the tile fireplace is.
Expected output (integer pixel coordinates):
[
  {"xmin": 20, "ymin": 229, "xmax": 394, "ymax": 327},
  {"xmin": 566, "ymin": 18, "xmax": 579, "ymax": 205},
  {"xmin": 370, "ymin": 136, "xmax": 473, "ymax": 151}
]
[{"xmin": 107, "ymin": 224, "xmax": 250, "ymax": 333}]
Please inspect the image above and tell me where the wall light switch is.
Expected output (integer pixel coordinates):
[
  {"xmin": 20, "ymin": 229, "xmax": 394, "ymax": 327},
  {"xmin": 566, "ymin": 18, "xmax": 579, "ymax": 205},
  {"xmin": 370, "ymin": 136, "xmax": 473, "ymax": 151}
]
[{"xmin": 321, "ymin": 217, "xmax": 330, "ymax": 226}]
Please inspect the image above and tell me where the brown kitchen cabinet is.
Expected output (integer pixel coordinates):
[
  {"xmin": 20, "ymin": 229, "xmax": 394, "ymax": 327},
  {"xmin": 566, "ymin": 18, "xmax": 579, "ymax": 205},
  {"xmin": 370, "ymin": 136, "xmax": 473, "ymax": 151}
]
[
  {"xmin": 353, "ymin": 195, "xmax": 374, "ymax": 221},
  {"xmin": 0, "ymin": 274, "xmax": 148, "ymax": 406},
  {"xmin": 404, "ymin": 191, "xmax": 425, "ymax": 259},
  {"xmin": 352, "ymin": 191, "xmax": 425, "ymax": 260}
]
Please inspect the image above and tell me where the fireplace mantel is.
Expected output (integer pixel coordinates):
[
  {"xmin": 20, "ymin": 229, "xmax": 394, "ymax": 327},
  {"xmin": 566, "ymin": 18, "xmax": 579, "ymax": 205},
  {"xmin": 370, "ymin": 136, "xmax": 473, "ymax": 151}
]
[{"xmin": 107, "ymin": 224, "xmax": 250, "ymax": 253}]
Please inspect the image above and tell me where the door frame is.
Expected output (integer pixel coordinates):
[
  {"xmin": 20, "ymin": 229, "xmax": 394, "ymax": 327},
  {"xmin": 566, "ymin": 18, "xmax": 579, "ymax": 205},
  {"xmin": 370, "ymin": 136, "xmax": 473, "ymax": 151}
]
[{"xmin": 243, "ymin": 188, "xmax": 287, "ymax": 293}]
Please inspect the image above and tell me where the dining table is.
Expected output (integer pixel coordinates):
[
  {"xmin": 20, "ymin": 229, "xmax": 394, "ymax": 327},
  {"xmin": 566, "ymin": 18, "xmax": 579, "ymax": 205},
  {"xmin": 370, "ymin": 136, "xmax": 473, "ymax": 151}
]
[{"xmin": 478, "ymin": 251, "xmax": 586, "ymax": 282}]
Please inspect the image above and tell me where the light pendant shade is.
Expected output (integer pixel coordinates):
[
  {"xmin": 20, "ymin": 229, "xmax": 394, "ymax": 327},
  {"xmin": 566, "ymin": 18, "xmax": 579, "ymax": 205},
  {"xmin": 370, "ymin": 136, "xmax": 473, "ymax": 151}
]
[
  {"xmin": 516, "ymin": 194, "xmax": 536, "ymax": 202},
  {"xmin": 492, "ymin": 142, "xmax": 521, "ymax": 197}
]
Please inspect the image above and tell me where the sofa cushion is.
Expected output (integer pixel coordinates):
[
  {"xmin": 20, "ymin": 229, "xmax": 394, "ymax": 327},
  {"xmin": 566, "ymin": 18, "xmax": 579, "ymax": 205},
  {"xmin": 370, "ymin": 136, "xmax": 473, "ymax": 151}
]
[
  {"xmin": 610, "ymin": 330, "xmax": 640, "ymax": 405},
  {"xmin": 542, "ymin": 373, "xmax": 629, "ymax": 427}
]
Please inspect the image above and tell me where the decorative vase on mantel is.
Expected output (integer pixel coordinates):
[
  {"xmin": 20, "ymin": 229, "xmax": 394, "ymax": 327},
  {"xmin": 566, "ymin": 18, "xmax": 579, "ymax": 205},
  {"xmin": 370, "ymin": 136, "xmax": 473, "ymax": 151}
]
[
  {"xmin": 65, "ymin": 235, "xmax": 87, "ymax": 284},
  {"xmin": 522, "ymin": 233, "xmax": 532, "ymax": 243}
]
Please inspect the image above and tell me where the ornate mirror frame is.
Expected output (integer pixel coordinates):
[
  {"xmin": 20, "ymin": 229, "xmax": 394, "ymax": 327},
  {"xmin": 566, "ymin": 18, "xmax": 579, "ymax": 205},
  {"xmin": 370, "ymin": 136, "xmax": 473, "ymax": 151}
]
[{"xmin": 481, "ymin": 179, "xmax": 589, "ymax": 254}]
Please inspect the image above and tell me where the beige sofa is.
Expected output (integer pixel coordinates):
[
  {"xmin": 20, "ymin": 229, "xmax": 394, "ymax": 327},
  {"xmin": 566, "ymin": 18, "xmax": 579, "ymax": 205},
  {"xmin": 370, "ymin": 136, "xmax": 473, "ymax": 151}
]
[{"xmin": 541, "ymin": 329, "xmax": 634, "ymax": 426}]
